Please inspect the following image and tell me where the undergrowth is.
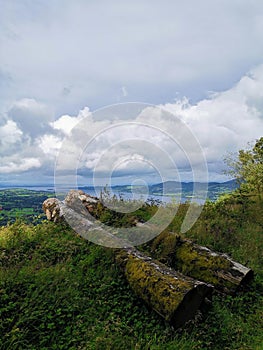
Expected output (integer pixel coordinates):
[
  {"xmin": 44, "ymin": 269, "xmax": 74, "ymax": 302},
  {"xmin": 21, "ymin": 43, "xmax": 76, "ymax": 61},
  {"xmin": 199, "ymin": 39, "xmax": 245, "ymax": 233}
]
[{"xmin": 0, "ymin": 188, "xmax": 262, "ymax": 349}]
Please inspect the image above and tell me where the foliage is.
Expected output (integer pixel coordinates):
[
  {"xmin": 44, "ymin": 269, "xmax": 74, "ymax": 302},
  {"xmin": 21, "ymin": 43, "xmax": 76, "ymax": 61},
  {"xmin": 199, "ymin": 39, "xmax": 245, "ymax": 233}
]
[
  {"xmin": 224, "ymin": 137, "xmax": 263, "ymax": 198},
  {"xmin": 0, "ymin": 221, "xmax": 165, "ymax": 349},
  {"xmin": 0, "ymin": 196, "xmax": 262, "ymax": 349},
  {"xmin": 97, "ymin": 185, "xmax": 159, "ymax": 226},
  {"xmin": 0, "ymin": 138, "xmax": 263, "ymax": 349},
  {"xmin": 0, "ymin": 189, "xmax": 52, "ymax": 226}
]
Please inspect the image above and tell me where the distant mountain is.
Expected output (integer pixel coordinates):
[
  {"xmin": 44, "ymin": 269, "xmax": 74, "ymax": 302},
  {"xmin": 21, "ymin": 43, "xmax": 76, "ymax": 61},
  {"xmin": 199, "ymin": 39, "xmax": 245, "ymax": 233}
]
[
  {"xmin": 1, "ymin": 179, "xmax": 239, "ymax": 203},
  {"xmin": 110, "ymin": 179, "xmax": 239, "ymax": 201}
]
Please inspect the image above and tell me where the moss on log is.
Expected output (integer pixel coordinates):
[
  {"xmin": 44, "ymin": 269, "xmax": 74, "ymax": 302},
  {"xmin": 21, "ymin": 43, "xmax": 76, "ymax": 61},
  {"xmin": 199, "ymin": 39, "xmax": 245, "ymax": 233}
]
[
  {"xmin": 116, "ymin": 248, "xmax": 213, "ymax": 328},
  {"xmin": 148, "ymin": 232, "xmax": 253, "ymax": 294},
  {"xmin": 43, "ymin": 191, "xmax": 253, "ymax": 329}
]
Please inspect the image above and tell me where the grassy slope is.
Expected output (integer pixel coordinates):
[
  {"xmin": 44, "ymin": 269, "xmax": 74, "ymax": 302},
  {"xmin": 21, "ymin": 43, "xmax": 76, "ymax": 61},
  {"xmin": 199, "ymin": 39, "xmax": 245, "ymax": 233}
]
[{"xmin": 0, "ymin": 192, "xmax": 262, "ymax": 349}]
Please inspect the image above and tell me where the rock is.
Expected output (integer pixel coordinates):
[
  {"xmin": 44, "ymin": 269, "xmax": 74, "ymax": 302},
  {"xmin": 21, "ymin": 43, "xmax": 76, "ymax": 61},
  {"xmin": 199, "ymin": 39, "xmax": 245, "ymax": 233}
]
[
  {"xmin": 43, "ymin": 190, "xmax": 104, "ymax": 223},
  {"xmin": 42, "ymin": 198, "xmax": 63, "ymax": 223},
  {"xmin": 64, "ymin": 190, "xmax": 104, "ymax": 217}
]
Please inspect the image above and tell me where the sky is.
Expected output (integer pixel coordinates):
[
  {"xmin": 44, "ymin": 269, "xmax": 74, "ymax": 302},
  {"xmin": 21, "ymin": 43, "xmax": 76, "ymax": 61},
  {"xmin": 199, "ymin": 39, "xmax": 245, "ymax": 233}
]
[{"xmin": 1, "ymin": 0, "xmax": 263, "ymax": 186}]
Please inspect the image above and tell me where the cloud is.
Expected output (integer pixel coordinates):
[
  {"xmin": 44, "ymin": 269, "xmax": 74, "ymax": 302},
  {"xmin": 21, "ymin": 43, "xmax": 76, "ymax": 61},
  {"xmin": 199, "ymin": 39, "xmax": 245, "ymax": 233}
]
[
  {"xmin": 54, "ymin": 65, "xmax": 263, "ymax": 183},
  {"xmin": 8, "ymin": 98, "xmax": 53, "ymax": 137},
  {"xmin": 1, "ymin": 0, "xmax": 263, "ymax": 187},
  {"xmin": 1, "ymin": 1, "xmax": 263, "ymax": 115},
  {"xmin": 37, "ymin": 134, "xmax": 62, "ymax": 156},
  {"xmin": 2, "ymin": 62, "xmax": 261, "ymax": 183},
  {"xmin": 160, "ymin": 66, "xmax": 263, "ymax": 179},
  {"xmin": 0, "ymin": 99, "xmax": 58, "ymax": 174},
  {"xmin": 164, "ymin": 66, "xmax": 263, "ymax": 146},
  {"xmin": 121, "ymin": 86, "xmax": 128, "ymax": 97},
  {"xmin": 0, "ymin": 120, "xmax": 23, "ymax": 152},
  {"xmin": 50, "ymin": 108, "xmax": 90, "ymax": 136},
  {"xmin": 0, "ymin": 158, "xmax": 41, "ymax": 173}
]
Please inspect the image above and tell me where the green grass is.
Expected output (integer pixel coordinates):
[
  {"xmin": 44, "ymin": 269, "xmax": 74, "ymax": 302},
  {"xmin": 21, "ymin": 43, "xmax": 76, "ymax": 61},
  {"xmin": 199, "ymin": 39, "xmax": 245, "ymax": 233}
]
[
  {"xmin": 0, "ymin": 189, "xmax": 54, "ymax": 226},
  {"xmin": 0, "ymin": 189, "xmax": 263, "ymax": 349}
]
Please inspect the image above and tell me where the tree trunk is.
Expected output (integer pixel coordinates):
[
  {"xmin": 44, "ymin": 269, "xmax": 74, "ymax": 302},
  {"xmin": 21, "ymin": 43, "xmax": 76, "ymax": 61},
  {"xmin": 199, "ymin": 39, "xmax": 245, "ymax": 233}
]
[
  {"xmin": 42, "ymin": 191, "xmax": 253, "ymax": 329},
  {"xmin": 149, "ymin": 233, "xmax": 253, "ymax": 294},
  {"xmin": 116, "ymin": 248, "xmax": 213, "ymax": 328},
  {"xmin": 43, "ymin": 195, "xmax": 213, "ymax": 327}
]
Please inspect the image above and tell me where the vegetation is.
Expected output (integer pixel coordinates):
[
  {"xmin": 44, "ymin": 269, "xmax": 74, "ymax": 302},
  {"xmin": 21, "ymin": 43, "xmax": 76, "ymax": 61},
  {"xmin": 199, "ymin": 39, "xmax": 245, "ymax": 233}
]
[
  {"xmin": 224, "ymin": 136, "xmax": 263, "ymax": 198},
  {"xmin": 0, "ymin": 180, "xmax": 239, "ymax": 227},
  {"xmin": 0, "ymin": 138, "xmax": 262, "ymax": 349},
  {"xmin": 0, "ymin": 189, "xmax": 54, "ymax": 226}
]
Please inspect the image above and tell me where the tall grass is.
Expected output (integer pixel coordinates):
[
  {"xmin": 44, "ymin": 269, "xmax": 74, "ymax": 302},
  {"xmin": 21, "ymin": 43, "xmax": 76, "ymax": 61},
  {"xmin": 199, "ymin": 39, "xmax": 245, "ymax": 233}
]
[{"xmin": 0, "ymin": 189, "xmax": 262, "ymax": 349}]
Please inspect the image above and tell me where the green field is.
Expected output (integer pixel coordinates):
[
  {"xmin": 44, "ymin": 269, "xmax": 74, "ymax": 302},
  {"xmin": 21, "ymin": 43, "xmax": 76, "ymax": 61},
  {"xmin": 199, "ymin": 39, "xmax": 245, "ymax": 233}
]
[{"xmin": 0, "ymin": 189, "xmax": 55, "ymax": 226}]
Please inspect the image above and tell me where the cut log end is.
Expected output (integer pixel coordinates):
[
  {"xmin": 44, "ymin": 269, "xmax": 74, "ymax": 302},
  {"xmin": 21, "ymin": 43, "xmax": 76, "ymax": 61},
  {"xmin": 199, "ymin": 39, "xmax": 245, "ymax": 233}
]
[
  {"xmin": 118, "ymin": 248, "xmax": 213, "ymax": 328},
  {"xmin": 149, "ymin": 232, "xmax": 254, "ymax": 295},
  {"xmin": 171, "ymin": 283, "xmax": 212, "ymax": 328},
  {"xmin": 42, "ymin": 191, "xmax": 254, "ymax": 329}
]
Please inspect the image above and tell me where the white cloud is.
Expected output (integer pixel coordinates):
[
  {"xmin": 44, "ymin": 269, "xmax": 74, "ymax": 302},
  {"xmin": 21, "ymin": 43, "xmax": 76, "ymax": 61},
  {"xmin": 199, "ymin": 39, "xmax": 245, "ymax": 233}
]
[
  {"xmin": 0, "ymin": 56, "xmax": 263, "ymax": 182},
  {"xmin": 37, "ymin": 134, "xmax": 62, "ymax": 156},
  {"xmin": 53, "ymin": 106, "xmax": 205, "ymax": 184},
  {"xmin": 1, "ymin": 0, "xmax": 263, "ymax": 186},
  {"xmin": 0, "ymin": 99, "xmax": 56, "ymax": 175},
  {"xmin": 0, "ymin": 158, "xmax": 41, "ymax": 173},
  {"xmin": 1, "ymin": 1, "xmax": 263, "ymax": 115},
  {"xmin": 50, "ymin": 107, "xmax": 90, "ymax": 136},
  {"xmin": 8, "ymin": 98, "xmax": 53, "ymax": 137},
  {"xmin": 54, "ymin": 65, "xmax": 263, "ymax": 183},
  {"xmin": 160, "ymin": 66, "xmax": 263, "ymax": 178},
  {"xmin": 0, "ymin": 120, "xmax": 22, "ymax": 149}
]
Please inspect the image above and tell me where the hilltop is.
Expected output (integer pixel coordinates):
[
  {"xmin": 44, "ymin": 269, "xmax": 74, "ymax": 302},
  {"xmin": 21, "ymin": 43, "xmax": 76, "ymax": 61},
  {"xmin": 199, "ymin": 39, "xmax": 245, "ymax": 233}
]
[
  {"xmin": 0, "ymin": 138, "xmax": 262, "ymax": 349},
  {"xmin": 0, "ymin": 184, "xmax": 262, "ymax": 349}
]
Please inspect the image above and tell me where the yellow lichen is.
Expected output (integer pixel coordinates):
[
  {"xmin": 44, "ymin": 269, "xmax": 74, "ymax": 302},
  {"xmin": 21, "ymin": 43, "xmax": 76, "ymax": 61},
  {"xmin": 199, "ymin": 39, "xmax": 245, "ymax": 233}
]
[
  {"xmin": 150, "ymin": 232, "xmax": 236, "ymax": 291},
  {"xmin": 175, "ymin": 242, "xmax": 232, "ymax": 287},
  {"xmin": 125, "ymin": 255, "xmax": 191, "ymax": 321}
]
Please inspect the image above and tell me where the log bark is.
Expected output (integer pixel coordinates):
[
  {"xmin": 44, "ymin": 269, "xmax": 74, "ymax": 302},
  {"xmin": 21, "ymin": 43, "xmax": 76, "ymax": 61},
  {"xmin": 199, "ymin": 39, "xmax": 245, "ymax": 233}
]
[
  {"xmin": 43, "ymin": 196, "xmax": 133, "ymax": 248},
  {"xmin": 149, "ymin": 232, "xmax": 253, "ymax": 294},
  {"xmin": 116, "ymin": 248, "xmax": 213, "ymax": 328},
  {"xmin": 43, "ymin": 194, "xmax": 213, "ymax": 328},
  {"xmin": 42, "ymin": 191, "xmax": 253, "ymax": 329},
  {"xmin": 43, "ymin": 193, "xmax": 253, "ymax": 294}
]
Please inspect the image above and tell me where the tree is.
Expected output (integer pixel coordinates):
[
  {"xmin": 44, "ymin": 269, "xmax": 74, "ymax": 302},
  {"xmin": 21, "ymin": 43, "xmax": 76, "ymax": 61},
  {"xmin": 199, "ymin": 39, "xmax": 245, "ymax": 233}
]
[{"xmin": 224, "ymin": 137, "xmax": 263, "ymax": 199}]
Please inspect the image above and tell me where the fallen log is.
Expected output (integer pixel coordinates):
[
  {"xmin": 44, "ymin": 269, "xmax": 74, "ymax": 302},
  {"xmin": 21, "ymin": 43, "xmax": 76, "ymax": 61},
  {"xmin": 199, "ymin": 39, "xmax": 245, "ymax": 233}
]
[
  {"xmin": 43, "ymin": 193, "xmax": 213, "ymax": 328},
  {"xmin": 148, "ymin": 232, "xmax": 253, "ymax": 294},
  {"xmin": 116, "ymin": 248, "xmax": 213, "ymax": 328},
  {"xmin": 43, "ymin": 196, "xmax": 133, "ymax": 248},
  {"xmin": 43, "ymin": 193, "xmax": 253, "ymax": 294}
]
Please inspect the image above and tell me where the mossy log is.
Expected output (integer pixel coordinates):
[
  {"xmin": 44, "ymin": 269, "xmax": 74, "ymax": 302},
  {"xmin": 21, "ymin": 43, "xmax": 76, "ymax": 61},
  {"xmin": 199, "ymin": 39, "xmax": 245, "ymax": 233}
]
[
  {"xmin": 116, "ymin": 248, "xmax": 213, "ymax": 328},
  {"xmin": 149, "ymin": 232, "xmax": 253, "ymax": 294},
  {"xmin": 43, "ymin": 191, "xmax": 252, "ymax": 330},
  {"xmin": 43, "ymin": 193, "xmax": 253, "ymax": 294},
  {"xmin": 43, "ymin": 196, "xmax": 213, "ymax": 327}
]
